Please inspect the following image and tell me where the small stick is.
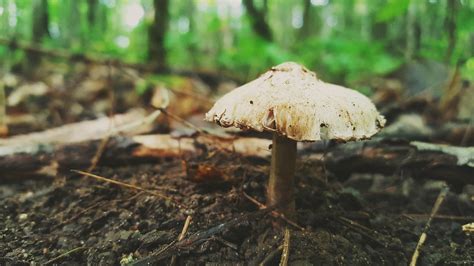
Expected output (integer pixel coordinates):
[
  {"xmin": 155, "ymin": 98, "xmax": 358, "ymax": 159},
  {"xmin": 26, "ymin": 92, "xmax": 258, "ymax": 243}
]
[
  {"xmin": 410, "ymin": 185, "xmax": 449, "ymax": 266},
  {"xmin": 336, "ymin": 216, "xmax": 386, "ymax": 247},
  {"xmin": 0, "ymin": 82, "xmax": 7, "ymax": 137},
  {"xmin": 243, "ymin": 192, "xmax": 304, "ymax": 231},
  {"xmin": 279, "ymin": 227, "xmax": 291, "ymax": 266},
  {"xmin": 259, "ymin": 245, "xmax": 283, "ymax": 266},
  {"xmin": 403, "ymin": 213, "xmax": 474, "ymax": 222},
  {"xmin": 87, "ymin": 136, "xmax": 110, "ymax": 172},
  {"xmin": 168, "ymin": 87, "xmax": 214, "ymax": 105},
  {"xmin": 170, "ymin": 215, "xmax": 192, "ymax": 265},
  {"xmin": 211, "ymin": 236, "xmax": 238, "ymax": 250},
  {"xmin": 157, "ymin": 107, "xmax": 207, "ymax": 134},
  {"xmin": 71, "ymin": 170, "xmax": 179, "ymax": 206},
  {"xmin": 44, "ymin": 246, "xmax": 87, "ymax": 265}
]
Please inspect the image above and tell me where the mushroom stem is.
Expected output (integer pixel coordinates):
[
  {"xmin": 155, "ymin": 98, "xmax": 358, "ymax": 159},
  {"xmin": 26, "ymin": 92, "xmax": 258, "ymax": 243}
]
[{"xmin": 268, "ymin": 133, "xmax": 297, "ymax": 217}]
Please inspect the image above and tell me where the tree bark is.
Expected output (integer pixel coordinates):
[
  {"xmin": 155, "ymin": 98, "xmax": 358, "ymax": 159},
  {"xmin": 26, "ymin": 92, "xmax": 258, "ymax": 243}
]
[
  {"xmin": 444, "ymin": 0, "xmax": 458, "ymax": 63},
  {"xmin": 32, "ymin": 0, "xmax": 50, "ymax": 43},
  {"xmin": 299, "ymin": 0, "xmax": 321, "ymax": 39},
  {"xmin": 242, "ymin": 0, "xmax": 272, "ymax": 41},
  {"xmin": 87, "ymin": 0, "xmax": 99, "ymax": 26},
  {"xmin": 148, "ymin": 0, "xmax": 170, "ymax": 70},
  {"xmin": 27, "ymin": 0, "xmax": 50, "ymax": 75}
]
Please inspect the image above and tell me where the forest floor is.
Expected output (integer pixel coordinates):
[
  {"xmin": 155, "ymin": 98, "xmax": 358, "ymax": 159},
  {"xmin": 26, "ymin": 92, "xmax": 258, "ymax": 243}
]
[{"xmin": 0, "ymin": 64, "xmax": 473, "ymax": 265}]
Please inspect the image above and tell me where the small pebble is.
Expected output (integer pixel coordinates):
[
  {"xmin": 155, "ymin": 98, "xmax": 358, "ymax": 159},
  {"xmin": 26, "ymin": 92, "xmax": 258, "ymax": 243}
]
[{"xmin": 18, "ymin": 213, "xmax": 28, "ymax": 221}]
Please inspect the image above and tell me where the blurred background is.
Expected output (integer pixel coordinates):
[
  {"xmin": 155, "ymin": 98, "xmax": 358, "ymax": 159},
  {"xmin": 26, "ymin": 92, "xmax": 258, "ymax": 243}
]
[
  {"xmin": 0, "ymin": 0, "xmax": 473, "ymax": 139},
  {"xmin": 1, "ymin": 0, "xmax": 473, "ymax": 82}
]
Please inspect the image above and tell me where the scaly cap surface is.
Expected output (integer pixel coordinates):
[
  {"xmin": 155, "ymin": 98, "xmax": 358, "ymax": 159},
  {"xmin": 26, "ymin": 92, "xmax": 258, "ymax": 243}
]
[{"xmin": 205, "ymin": 62, "xmax": 385, "ymax": 141}]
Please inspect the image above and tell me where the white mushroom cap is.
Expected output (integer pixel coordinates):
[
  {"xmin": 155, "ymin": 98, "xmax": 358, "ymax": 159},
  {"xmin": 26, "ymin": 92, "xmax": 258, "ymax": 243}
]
[{"xmin": 205, "ymin": 62, "xmax": 386, "ymax": 142}]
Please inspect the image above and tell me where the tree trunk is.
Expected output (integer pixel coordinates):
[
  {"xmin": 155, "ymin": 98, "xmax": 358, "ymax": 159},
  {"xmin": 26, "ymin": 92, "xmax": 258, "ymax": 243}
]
[
  {"xmin": 59, "ymin": 0, "xmax": 81, "ymax": 48},
  {"xmin": 32, "ymin": 0, "xmax": 50, "ymax": 42},
  {"xmin": 148, "ymin": 0, "xmax": 170, "ymax": 70},
  {"xmin": 87, "ymin": 0, "xmax": 99, "ymax": 26},
  {"xmin": 444, "ymin": 0, "xmax": 458, "ymax": 63},
  {"xmin": 242, "ymin": 0, "xmax": 272, "ymax": 41},
  {"xmin": 299, "ymin": 0, "xmax": 321, "ymax": 39},
  {"xmin": 405, "ymin": 0, "xmax": 416, "ymax": 60},
  {"xmin": 27, "ymin": 0, "xmax": 49, "ymax": 75}
]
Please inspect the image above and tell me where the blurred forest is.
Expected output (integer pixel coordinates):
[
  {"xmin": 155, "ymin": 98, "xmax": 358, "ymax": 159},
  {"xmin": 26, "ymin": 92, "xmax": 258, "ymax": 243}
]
[
  {"xmin": 2, "ymin": 1, "xmax": 474, "ymax": 265},
  {"xmin": 1, "ymin": 0, "xmax": 473, "ymax": 86}
]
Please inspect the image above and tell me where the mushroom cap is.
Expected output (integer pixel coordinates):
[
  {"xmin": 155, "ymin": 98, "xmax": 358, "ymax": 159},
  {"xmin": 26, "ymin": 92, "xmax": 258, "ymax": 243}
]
[{"xmin": 205, "ymin": 62, "xmax": 386, "ymax": 142}]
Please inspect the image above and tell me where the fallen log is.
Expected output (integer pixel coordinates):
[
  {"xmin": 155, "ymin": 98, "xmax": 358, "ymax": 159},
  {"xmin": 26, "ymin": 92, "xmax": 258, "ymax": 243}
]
[
  {"xmin": 0, "ymin": 108, "xmax": 153, "ymax": 156},
  {"xmin": 0, "ymin": 123, "xmax": 472, "ymax": 186},
  {"xmin": 0, "ymin": 134, "xmax": 271, "ymax": 178},
  {"xmin": 323, "ymin": 139, "xmax": 473, "ymax": 188}
]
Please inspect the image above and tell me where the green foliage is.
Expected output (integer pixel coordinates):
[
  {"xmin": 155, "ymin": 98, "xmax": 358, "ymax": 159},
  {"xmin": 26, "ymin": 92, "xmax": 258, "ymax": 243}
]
[
  {"xmin": 218, "ymin": 36, "xmax": 293, "ymax": 78},
  {"xmin": 296, "ymin": 36, "xmax": 402, "ymax": 84},
  {"xmin": 462, "ymin": 57, "xmax": 474, "ymax": 81},
  {"xmin": 376, "ymin": 0, "xmax": 409, "ymax": 22},
  {"xmin": 0, "ymin": 0, "xmax": 473, "ymax": 89}
]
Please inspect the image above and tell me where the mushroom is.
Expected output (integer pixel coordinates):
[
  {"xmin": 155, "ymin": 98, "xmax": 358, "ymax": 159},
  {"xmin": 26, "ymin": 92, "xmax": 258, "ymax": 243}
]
[{"xmin": 205, "ymin": 62, "xmax": 385, "ymax": 217}]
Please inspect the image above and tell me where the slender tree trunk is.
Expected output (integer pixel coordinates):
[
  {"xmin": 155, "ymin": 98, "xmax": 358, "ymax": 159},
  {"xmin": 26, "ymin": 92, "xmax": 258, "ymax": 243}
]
[
  {"xmin": 58, "ymin": 1, "xmax": 81, "ymax": 48},
  {"xmin": 444, "ymin": 0, "xmax": 458, "ymax": 63},
  {"xmin": 405, "ymin": 0, "xmax": 416, "ymax": 60},
  {"xmin": 148, "ymin": 0, "xmax": 170, "ymax": 70},
  {"xmin": 87, "ymin": 0, "xmax": 99, "ymax": 26},
  {"xmin": 299, "ymin": 0, "xmax": 321, "ymax": 39},
  {"xmin": 242, "ymin": 0, "xmax": 272, "ymax": 41},
  {"xmin": 27, "ymin": 0, "xmax": 49, "ymax": 75},
  {"xmin": 32, "ymin": 0, "xmax": 50, "ymax": 44},
  {"xmin": 186, "ymin": 0, "xmax": 197, "ymax": 67}
]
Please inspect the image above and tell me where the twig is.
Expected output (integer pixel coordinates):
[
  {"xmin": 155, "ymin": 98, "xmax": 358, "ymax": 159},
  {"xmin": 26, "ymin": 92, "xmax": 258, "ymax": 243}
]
[
  {"xmin": 243, "ymin": 192, "xmax": 304, "ymax": 231},
  {"xmin": 132, "ymin": 209, "xmax": 273, "ymax": 265},
  {"xmin": 211, "ymin": 236, "xmax": 239, "ymax": 250},
  {"xmin": 336, "ymin": 216, "xmax": 387, "ymax": 247},
  {"xmin": 85, "ymin": 61, "xmax": 115, "ymax": 172},
  {"xmin": 259, "ymin": 245, "xmax": 283, "ymax": 266},
  {"xmin": 87, "ymin": 136, "xmax": 110, "ymax": 172},
  {"xmin": 71, "ymin": 169, "xmax": 180, "ymax": 207},
  {"xmin": 169, "ymin": 87, "xmax": 214, "ymax": 105},
  {"xmin": 170, "ymin": 215, "xmax": 192, "ymax": 265},
  {"xmin": 0, "ymin": 82, "xmax": 7, "ymax": 137},
  {"xmin": 410, "ymin": 185, "xmax": 449, "ymax": 266},
  {"xmin": 403, "ymin": 213, "xmax": 474, "ymax": 222},
  {"xmin": 279, "ymin": 227, "xmax": 291, "ymax": 266},
  {"xmin": 157, "ymin": 107, "xmax": 207, "ymax": 134},
  {"xmin": 44, "ymin": 246, "xmax": 87, "ymax": 265}
]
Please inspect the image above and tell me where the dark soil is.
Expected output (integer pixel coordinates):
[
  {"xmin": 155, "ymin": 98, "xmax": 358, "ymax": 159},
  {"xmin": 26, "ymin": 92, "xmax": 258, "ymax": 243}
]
[{"xmin": 1, "ymin": 149, "xmax": 473, "ymax": 265}]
